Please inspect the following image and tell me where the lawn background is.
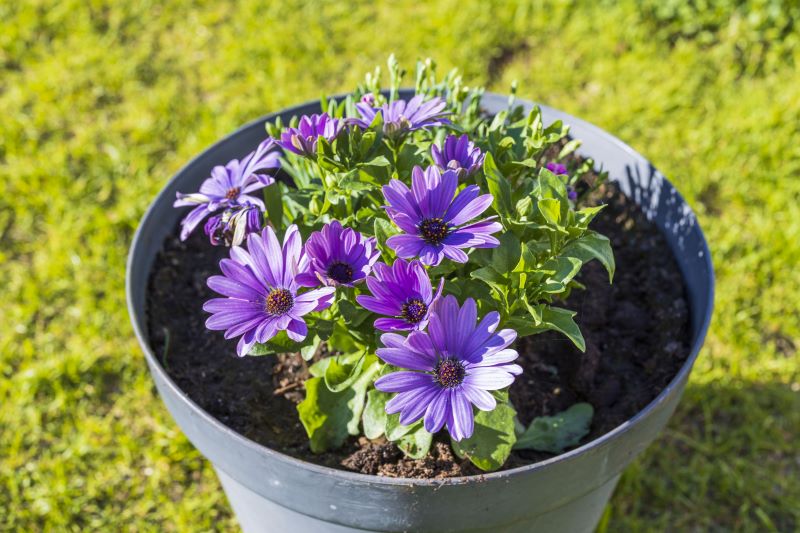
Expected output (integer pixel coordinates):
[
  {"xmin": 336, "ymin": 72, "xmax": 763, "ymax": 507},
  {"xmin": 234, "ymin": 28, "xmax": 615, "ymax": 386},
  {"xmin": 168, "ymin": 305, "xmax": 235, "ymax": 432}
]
[{"xmin": 1, "ymin": 1, "xmax": 798, "ymax": 531}]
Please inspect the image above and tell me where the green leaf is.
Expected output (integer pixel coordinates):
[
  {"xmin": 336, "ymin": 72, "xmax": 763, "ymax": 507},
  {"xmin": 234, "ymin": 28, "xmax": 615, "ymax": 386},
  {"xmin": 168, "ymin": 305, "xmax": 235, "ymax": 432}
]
[
  {"xmin": 263, "ymin": 182, "xmax": 284, "ymax": 232},
  {"xmin": 338, "ymin": 299, "xmax": 371, "ymax": 328},
  {"xmin": 561, "ymin": 231, "xmax": 615, "ymax": 282},
  {"xmin": 297, "ymin": 377, "xmax": 356, "ymax": 453},
  {"xmin": 541, "ymin": 306, "xmax": 585, "ymax": 351},
  {"xmin": 299, "ymin": 336, "xmax": 322, "ymax": 361},
  {"xmin": 397, "ymin": 425, "xmax": 433, "ymax": 459},
  {"xmin": 362, "ymin": 389, "xmax": 389, "ymax": 439},
  {"xmin": 490, "ymin": 232, "xmax": 522, "ymax": 273},
  {"xmin": 373, "ymin": 217, "xmax": 399, "ymax": 257},
  {"xmin": 557, "ymin": 139, "xmax": 582, "ymax": 159},
  {"xmin": 297, "ymin": 356, "xmax": 381, "ymax": 452},
  {"xmin": 247, "ymin": 331, "xmax": 301, "ymax": 356},
  {"xmin": 451, "ymin": 403, "xmax": 517, "ymax": 471},
  {"xmin": 323, "ymin": 352, "xmax": 367, "ymax": 393},
  {"xmin": 537, "ymin": 198, "xmax": 562, "ymax": 227},
  {"xmin": 483, "ymin": 152, "xmax": 513, "ymax": 216},
  {"xmin": 385, "ymin": 412, "xmax": 418, "ymax": 441},
  {"xmin": 514, "ymin": 403, "xmax": 594, "ymax": 453}
]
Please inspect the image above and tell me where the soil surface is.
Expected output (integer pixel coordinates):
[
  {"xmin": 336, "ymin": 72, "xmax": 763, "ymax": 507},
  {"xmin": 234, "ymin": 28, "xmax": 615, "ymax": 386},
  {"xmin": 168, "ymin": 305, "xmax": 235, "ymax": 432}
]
[{"xmin": 146, "ymin": 181, "xmax": 690, "ymax": 479}]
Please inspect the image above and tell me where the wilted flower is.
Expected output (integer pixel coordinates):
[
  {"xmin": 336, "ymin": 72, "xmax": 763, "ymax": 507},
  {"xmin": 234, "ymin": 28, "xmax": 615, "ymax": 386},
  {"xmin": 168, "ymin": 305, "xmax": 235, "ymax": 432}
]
[
  {"xmin": 374, "ymin": 296, "xmax": 521, "ymax": 441},
  {"xmin": 546, "ymin": 162, "xmax": 568, "ymax": 175},
  {"xmin": 351, "ymin": 95, "xmax": 450, "ymax": 139},
  {"xmin": 383, "ymin": 165, "xmax": 501, "ymax": 266},
  {"xmin": 278, "ymin": 113, "xmax": 344, "ymax": 158},
  {"xmin": 203, "ymin": 204, "xmax": 263, "ymax": 247},
  {"xmin": 203, "ymin": 225, "xmax": 335, "ymax": 356},
  {"xmin": 174, "ymin": 138, "xmax": 280, "ymax": 241},
  {"xmin": 355, "ymin": 259, "xmax": 444, "ymax": 331},
  {"xmin": 431, "ymin": 134, "xmax": 484, "ymax": 178},
  {"xmin": 295, "ymin": 220, "xmax": 380, "ymax": 287}
]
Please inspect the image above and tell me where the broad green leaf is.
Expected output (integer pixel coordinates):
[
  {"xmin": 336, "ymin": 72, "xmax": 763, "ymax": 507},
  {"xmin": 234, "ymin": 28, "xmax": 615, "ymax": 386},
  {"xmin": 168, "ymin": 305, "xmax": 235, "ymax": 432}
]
[
  {"xmin": 541, "ymin": 306, "xmax": 585, "ymax": 351},
  {"xmin": 514, "ymin": 403, "xmax": 594, "ymax": 453},
  {"xmin": 298, "ymin": 356, "xmax": 382, "ymax": 452},
  {"xmin": 491, "ymin": 232, "xmax": 522, "ymax": 273},
  {"xmin": 362, "ymin": 389, "xmax": 389, "ymax": 439},
  {"xmin": 299, "ymin": 336, "xmax": 322, "ymax": 361},
  {"xmin": 561, "ymin": 231, "xmax": 615, "ymax": 282},
  {"xmin": 398, "ymin": 425, "xmax": 433, "ymax": 459},
  {"xmin": 451, "ymin": 402, "xmax": 517, "ymax": 471},
  {"xmin": 297, "ymin": 377, "xmax": 356, "ymax": 453},
  {"xmin": 338, "ymin": 300, "xmax": 371, "ymax": 328},
  {"xmin": 385, "ymin": 413, "xmax": 420, "ymax": 441},
  {"xmin": 324, "ymin": 352, "xmax": 367, "ymax": 393},
  {"xmin": 483, "ymin": 152, "xmax": 513, "ymax": 216},
  {"xmin": 537, "ymin": 198, "xmax": 562, "ymax": 227}
]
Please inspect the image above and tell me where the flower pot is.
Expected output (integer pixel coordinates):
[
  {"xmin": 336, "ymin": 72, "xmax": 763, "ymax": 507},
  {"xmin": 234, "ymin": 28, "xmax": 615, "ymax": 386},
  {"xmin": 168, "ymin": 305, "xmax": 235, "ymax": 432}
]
[{"xmin": 126, "ymin": 90, "xmax": 714, "ymax": 532}]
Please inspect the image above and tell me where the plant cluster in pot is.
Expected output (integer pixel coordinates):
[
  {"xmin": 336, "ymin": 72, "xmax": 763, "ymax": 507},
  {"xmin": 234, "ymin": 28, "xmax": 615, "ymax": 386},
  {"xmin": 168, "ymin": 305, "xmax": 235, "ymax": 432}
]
[{"xmin": 127, "ymin": 57, "xmax": 714, "ymax": 533}]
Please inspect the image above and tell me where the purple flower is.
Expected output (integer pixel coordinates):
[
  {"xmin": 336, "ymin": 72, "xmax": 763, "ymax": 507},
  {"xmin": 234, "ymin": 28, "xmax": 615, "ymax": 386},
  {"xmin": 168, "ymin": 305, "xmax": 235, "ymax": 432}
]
[
  {"xmin": 295, "ymin": 220, "xmax": 380, "ymax": 287},
  {"xmin": 204, "ymin": 204, "xmax": 263, "ymax": 247},
  {"xmin": 374, "ymin": 296, "xmax": 521, "ymax": 441},
  {"xmin": 203, "ymin": 225, "xmax": 335, "ymax": 357},
  {"xmin": 350, "ymin": 95, "xmax": 450, "ymax": 139},
  {"xmin": 360, "ymin": 93, "xmax": 376, "ymax": 106},
  {"xmin": 355, "ymin": 259, "xmax": 444, "ymax": 332},
  {"xmin": 546, "ymin": 162, "xmax": 568, "ymax": 175},
  {"xmin": 383, "ymin": 165, "xmax": 502, "ymax": 266},
  {"xmin": 567, "ymin": 187, "xmax": 578, "ymax": 201},
  {"xmin": 431, "ymin": 134, "xmax": 485, "ymax": 178},
  {"xmin": 278, "ymin": 113, "xmax": 344, "ymax": 158},
  {"xmin": 174, "ymin": 138, "xmax": 281, "ymax": 241}
]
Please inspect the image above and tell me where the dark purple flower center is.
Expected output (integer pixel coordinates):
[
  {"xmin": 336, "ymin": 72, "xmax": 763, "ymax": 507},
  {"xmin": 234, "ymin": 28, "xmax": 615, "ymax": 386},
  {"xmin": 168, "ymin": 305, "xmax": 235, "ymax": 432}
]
[
  {"xmin": 433, "ymin": 357, "xmax": 466, "ymax": 389},
  {"xmin": 326, "ymin": 261, "xmax": 354, "ymax": 284},
  {"xmin": 418, "ymin": 217, "xmax": 449, "ymax": 245},
  {"xmin": 225, "ymin": 187, "xmax": 240, "ymax": 200},
  {"xmin": 265, "ymin": 288, "xmax": 293, "ymax": 315},
  {"xmin": 401, "ymin": 298, "xmax": 428, "ymax": 324}
]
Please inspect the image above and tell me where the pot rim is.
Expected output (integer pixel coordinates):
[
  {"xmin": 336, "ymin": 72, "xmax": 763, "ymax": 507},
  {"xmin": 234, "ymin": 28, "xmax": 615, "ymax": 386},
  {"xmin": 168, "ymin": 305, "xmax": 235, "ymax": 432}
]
[{"xmin": 126, "ymin": 90, "xmax": 715, "ymax": 487}]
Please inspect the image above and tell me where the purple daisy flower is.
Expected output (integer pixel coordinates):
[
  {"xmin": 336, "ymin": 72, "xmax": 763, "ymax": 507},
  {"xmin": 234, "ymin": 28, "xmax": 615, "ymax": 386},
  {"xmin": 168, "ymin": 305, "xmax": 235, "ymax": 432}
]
[
  {"xmin": 374, "ymin": 295, "xmax": 522, "ymax": 441},
  {"xmin": 431, "ymin": 134, "xmax": 485, "ymax": 178},
  {"xmin": 355, "ymin": 259, "xmax": 444, "ymax": 332},
  {"xmin": 546, "ymin": 162, "xmax": 568, "ymax": 175},
  {"xmin": 203, "ymin": 204, "xmax": 263, "ymax": 247},
  {"xmin": 350, "ymin": 95, "xmax": 450, "ymax": 139},
  {"xmin": 295, "ymin": 220, "xmax": 380, "ymax": 287},
  {"xmin": 278, "ymin": 113, "xmax": 344, "ymax": 158},
  {"xmin": 174, "ymin": 138, "xmax": 281, "ymax": 241},
  {"xmin": 383, "ymin": 165, "xmax": 502, "ymax": 266},
  {"xmin": 203, "ymin": 225, "xmax": 335, "ymax": 357}
]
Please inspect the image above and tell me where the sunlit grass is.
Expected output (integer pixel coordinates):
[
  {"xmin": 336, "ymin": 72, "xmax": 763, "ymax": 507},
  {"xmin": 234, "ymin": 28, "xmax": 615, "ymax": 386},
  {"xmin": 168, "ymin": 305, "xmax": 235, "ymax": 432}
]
[{"xmin": 1, "ymin": 1, "xmax": 797, "ymax": 530}]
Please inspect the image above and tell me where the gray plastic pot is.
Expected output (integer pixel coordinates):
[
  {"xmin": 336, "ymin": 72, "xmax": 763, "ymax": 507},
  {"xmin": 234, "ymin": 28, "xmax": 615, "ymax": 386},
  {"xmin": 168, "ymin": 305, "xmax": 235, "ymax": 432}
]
[{"xmin": 126, "ymin": 91, "xmax": 714, "ymax": 533}]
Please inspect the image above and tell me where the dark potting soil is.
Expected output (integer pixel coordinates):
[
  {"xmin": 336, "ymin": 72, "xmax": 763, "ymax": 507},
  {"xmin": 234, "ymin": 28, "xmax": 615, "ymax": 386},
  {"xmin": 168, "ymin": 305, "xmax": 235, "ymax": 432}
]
[{"xmin": 146, "ymin": 184, "xmax": 690, "ymax": 479}]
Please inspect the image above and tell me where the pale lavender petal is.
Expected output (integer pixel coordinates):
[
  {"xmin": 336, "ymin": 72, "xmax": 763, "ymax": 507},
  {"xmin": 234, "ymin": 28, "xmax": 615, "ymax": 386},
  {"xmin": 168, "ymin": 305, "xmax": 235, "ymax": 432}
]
[
  {"xmin": 462, "ymin": 385, "xmax": 497, "ymax": 411},
  {"xmin": 463, "ymin": 367, "xmax": 517, "ymax": 390},
  {"xmin": 448, "ymin": 389, "xmax": 474, "ymax": 441}
]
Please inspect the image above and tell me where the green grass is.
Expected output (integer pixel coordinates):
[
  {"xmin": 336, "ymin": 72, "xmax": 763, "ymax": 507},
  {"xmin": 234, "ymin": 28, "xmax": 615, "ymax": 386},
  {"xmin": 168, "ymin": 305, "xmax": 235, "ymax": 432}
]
[{"xmin": 1, "ymin": 1, "xmax": 798, "ymax": 531}]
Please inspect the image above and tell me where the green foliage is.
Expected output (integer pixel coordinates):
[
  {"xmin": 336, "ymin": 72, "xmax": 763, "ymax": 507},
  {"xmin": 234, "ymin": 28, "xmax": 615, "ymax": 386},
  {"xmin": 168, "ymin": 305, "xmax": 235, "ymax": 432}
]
[
  {"xmin": 297, "ymin": 353, "xmax": 380, "ymax": 451},
  {"xmin": 515, "ymin": 403, "xmax": 594, "ymax": 453},
  {"xmin": 451, "ymin": 403, "xmax": 517, "ymax": 471},
  {"xmin": 0, "ymin": 0, "xmax": 797, "ymax": 530}
]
